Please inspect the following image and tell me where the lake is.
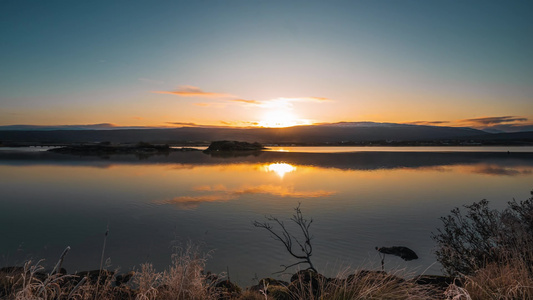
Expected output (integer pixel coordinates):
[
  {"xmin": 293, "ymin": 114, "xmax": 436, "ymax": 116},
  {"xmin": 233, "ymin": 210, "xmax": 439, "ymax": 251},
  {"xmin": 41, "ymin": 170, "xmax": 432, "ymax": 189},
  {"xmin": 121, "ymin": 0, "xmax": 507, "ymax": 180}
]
[{"xmin": 1, "ymin": 147, "xmax": 532, "ymax": 286}]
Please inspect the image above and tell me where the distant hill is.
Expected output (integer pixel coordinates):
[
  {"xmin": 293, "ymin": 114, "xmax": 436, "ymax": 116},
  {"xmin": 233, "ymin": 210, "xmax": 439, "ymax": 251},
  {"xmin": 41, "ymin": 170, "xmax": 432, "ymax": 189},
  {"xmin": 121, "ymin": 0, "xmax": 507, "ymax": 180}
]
[
  {"xmin": 0, "ymin": 122, "xmax": 493, "ymax": 145},
  {"xmin": 469, "ymin": 131, "xmax": 533, "ymax": 141}
]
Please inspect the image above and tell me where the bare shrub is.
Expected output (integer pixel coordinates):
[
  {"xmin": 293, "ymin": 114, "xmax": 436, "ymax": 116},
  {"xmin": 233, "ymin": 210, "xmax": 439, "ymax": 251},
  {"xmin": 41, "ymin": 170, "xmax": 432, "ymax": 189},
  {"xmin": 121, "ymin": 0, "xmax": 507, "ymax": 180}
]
[{"xmin": 432, "ymin": 190, "xmax": 533, "ymax": 276}]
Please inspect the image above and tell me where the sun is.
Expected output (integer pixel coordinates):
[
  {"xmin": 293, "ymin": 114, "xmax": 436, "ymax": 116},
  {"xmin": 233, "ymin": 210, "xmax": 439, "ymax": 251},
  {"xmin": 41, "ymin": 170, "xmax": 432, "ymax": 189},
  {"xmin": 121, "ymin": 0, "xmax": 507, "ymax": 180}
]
[{"xmin": 258, "ymin": 110, "xmax": 309, "ymax": 128}]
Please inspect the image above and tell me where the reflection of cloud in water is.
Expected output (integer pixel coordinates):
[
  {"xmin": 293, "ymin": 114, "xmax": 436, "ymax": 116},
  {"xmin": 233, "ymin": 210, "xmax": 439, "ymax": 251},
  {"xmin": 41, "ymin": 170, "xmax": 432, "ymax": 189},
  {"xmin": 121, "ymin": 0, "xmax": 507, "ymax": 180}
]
[
  {"xmin": 414, "ymin": 164, "xmax": 532, "ymax": 176},
  {"xmin": 233, "ymin": 184, "xmax": 334, "ymax": 197},
  {"xmin": 158, "ymin": 184, "xmax": 336, "ymax": 209},
  {"xmin": 158, "ymin": 194, "xmax": 234, "ymax": 210},
  {"xmin": 470, "ymin": 165, "xmax": 532, "ymax": 176}
]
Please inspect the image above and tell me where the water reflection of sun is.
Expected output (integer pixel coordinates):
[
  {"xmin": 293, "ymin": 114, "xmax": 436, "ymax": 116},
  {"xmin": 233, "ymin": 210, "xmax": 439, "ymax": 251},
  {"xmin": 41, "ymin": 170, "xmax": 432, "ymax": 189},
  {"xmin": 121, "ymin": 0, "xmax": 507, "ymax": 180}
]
[{"xmin": 263, "ymin": 163, "xmax": 296, "ymax": 178}]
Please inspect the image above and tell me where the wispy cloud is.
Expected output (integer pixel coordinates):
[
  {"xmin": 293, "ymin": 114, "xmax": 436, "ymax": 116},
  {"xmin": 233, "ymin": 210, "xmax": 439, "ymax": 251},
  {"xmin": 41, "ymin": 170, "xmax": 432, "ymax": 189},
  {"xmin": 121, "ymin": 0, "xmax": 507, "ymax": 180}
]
[
  {"xmin": 232, "ymin": 99, "xmax": 262, "ymax": 105},
  {"xmin": 458, "ymin": 116, "xmax": 528, "ymax": 126},
  {"xmin": 166, "ymin": 122, "xmax": 199, "ymax": 127},
  {"xmin": 193, "ymin": 102, "xmax": 227, "ymax": 108},
  {"xmin": 454, "ymin": 116, "xmax": 532, "ymax": 132},
  {"xmin": 407, "ymin": 120, "xmax": 450, "ymax": 126},
  {"xmin": 404, "ymin": 116, "xmax": 532, "ymax": 133},
  {"xmin": 154, "ymin": 85, "xmax": 235, "ymax": 98},
  {"xmin": 292, "ymin": 97, "xmax": 331, "ymax": 102},
  {"xmin": 219, "ymin": 120, "xmax": 259, "ymax": 127}
]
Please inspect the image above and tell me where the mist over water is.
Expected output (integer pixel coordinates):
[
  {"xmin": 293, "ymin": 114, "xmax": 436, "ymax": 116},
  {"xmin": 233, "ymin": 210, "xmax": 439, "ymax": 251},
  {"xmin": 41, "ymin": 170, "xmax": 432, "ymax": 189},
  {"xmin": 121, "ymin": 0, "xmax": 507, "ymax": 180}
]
[{"xmin": 1, "ymin": 147, "xmax": 532, "ymax": 285}]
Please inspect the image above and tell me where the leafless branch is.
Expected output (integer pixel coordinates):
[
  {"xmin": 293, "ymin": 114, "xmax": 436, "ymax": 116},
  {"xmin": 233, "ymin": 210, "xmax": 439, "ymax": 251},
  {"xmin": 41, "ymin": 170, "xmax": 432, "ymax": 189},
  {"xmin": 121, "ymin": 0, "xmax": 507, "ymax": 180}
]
[{"xmin": 253, "ymin": 203, "xmax": 317, "ymax": 273}]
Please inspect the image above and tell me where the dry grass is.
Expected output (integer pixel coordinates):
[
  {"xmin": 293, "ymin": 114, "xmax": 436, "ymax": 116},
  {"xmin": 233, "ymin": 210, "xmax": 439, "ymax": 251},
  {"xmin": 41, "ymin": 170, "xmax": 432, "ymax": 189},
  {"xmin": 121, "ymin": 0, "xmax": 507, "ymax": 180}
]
[
  {"xmin": 447, "ymin": 258, "xmax": 533, "ymax": 300},
  {"xmin": 251, "ymin": 268, "xmax": 439, "ymax": 300},
  {"xmin": 133, "ymin": 242, "xmax": 218, "ymax": 300},
  {"xmin": 322, "ymin": 270, "xmax": 436, "ymax": 300},
  {"xmin": 2, "ymin": 259, "xmax": 445, "ymax": 300},
  {"xmin": 11, "ymin": 244, "xmax": 533, "ymax": 300},
  {"xmin": 1, "ymin": 242, "xmax": 218, "ymax": 300}
]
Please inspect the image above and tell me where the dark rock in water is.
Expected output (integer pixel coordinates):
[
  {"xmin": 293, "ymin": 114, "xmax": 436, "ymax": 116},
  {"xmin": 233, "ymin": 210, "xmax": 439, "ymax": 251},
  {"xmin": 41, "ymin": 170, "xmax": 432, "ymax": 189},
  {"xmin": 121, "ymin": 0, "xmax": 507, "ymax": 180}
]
[
  {"xmin": 376, "ymin": 246, "xmax": 419, "ymax": 261},
  {"xmin": 203, "ymin": 140, "xmax": 265, "ymax": 152}
]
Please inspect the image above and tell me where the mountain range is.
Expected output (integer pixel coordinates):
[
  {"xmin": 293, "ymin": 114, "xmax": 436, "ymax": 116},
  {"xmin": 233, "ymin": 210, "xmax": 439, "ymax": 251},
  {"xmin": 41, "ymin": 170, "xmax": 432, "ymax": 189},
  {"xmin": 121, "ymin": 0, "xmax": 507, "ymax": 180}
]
[{"xmin": 0, "ymin": 122, "xmax": 531, "ymax": 145}]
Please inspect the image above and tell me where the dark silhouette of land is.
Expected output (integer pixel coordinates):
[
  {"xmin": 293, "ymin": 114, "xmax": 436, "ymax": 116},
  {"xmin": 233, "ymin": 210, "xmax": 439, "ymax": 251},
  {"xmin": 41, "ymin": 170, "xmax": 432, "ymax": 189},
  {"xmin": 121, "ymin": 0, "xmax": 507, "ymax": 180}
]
[{"xmin": 3, "ymin": 122, "xmax": 531, "ymax": 146}]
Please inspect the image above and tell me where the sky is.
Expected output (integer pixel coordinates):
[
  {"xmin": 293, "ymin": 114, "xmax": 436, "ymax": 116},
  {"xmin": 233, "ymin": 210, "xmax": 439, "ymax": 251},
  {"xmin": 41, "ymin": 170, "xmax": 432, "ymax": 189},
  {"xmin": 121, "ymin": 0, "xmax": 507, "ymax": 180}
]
[{"xmin": 1, "ymin": 0, "xmax": 532, "ymax": 132}]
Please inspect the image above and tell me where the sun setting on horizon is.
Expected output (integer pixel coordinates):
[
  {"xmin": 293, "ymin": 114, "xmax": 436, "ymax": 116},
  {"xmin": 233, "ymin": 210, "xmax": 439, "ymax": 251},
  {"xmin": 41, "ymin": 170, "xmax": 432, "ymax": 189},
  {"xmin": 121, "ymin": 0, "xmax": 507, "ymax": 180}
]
[{"xmin": 258, "ymin": 110, "xmax": 311, "ymax": 128}]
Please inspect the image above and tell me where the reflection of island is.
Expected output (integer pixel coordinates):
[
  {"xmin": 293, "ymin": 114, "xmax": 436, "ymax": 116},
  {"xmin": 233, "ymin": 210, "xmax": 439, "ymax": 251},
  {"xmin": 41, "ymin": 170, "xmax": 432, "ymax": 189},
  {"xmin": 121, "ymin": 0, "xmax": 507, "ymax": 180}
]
[
  {"xmin": 48, "ymin": 142, "xmax": 200, "ymax": 158},
  {"xmin": 1, "ymin": 148, "xmax": 533, "ymax": 176}
]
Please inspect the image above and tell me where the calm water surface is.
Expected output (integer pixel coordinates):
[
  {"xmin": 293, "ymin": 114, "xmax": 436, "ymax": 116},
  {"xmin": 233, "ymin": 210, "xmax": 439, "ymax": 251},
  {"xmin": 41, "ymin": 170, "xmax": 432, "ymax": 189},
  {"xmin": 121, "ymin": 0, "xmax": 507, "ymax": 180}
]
[{"xmin": 1, "ymin": 147, "xmax": 532, "ymax": 285}]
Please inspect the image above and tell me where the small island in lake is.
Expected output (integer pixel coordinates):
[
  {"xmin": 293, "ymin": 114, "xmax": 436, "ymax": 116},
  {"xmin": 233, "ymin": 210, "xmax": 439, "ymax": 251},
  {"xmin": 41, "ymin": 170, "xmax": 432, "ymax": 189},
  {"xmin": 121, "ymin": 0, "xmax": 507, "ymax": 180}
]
[{"xmin": 203, "ymin": 140, "xmax": 266, "ymax": 152}]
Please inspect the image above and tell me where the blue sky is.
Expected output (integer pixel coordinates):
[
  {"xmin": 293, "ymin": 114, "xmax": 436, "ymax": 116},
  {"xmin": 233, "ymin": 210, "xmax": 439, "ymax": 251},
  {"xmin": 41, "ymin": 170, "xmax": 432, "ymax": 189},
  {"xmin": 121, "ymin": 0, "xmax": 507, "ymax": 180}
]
[{"xmin": 1, "ymin": 0, "xmax": 532, "ymax": 131}]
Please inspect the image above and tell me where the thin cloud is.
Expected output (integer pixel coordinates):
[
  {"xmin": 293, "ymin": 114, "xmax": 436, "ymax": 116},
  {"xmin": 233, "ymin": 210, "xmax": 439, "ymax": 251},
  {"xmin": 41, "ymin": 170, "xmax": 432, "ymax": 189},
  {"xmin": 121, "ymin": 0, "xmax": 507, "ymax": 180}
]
[
  {"xmin": 407, "ymin": 120, "xmax": 450, "ymax": 126},
  {"xmin": 154, "ymin": 85, "xmax": 235, "ymax": 98},
  {"xmin": 219, "ymin": 120, "xmax": 259, "ymax": 127},
  {"xmin": 299, "ymin": 97, "xmax": 331, "ymax": 102},
  {"xmin": 232, "ymin": 99, "xmax": 262, "ymax": 105},
  {"xmin": 193, "ymin": 102, "xmax": 227, "ymax": 108},
  {"xmin": 458, "ymin": 116, "xmax": 528, "ymax": 126},
  {"xmin": 166, "ymin": 122, "xmax": 199, "ymax": 127}
]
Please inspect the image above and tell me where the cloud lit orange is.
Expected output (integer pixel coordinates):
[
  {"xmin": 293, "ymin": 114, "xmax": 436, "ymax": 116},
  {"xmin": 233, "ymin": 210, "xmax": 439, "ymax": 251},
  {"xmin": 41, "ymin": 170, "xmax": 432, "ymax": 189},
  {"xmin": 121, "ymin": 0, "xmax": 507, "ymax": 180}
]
[{"xmin": 154, "ymin": 85, "xmax": 235, "ymax": 98}]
